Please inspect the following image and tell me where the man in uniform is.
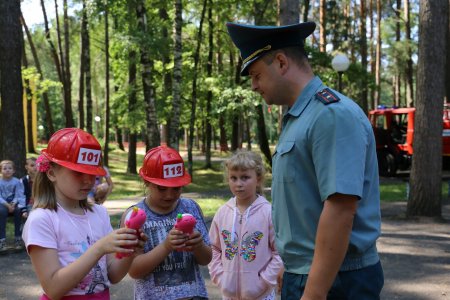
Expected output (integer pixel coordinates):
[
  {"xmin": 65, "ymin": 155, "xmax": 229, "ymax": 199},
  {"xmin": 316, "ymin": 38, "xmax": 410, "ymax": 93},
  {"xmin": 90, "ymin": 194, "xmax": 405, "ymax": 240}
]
[{"xmin": 226, "ymin": 22, "xmax": 384, "ymax": 300}]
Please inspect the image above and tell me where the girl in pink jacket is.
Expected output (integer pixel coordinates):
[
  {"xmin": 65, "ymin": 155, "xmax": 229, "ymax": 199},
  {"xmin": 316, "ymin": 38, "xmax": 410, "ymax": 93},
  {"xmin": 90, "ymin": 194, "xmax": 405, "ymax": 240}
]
[{"xmin": 209, "ymin": 150, "xmax": 283, "ymax": 300}]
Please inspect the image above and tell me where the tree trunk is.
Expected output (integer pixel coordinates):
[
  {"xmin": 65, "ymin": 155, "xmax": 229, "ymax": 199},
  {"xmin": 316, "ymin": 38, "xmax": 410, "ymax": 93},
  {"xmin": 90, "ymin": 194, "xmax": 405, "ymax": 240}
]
[
  {"xmin": 343, "ymin": 1, "xmax": 350, "ymax": 42},
  {"xmin": 85, "ymin": 15, "xmax": 93, "ymax": 135},
  {"xmin": 374, "ymin": 0, "xmax": 381, "ymax": 108},
  {"xmin": 407, "ymin": 0, "xmax": 448, "ymax": 217},
  {"xmin": 245, "ymin": 115, "xmax": 251, "ymax": 150},
  {"xmin": 127, "ymin": 49, "xmax": 138, "ymax": 174},
  {"xmin": 310, "ymin": 2, "xmax": 317, "ymax": 47},
  {"xmin": 231, "ymin": 116, "xmax": 239, "ymax": 151},
  {"xmin": 116, "ymin": 126, "xmax": 125, "ymax": 151},
  {"xmin": 278, "ymin": 0, "xmax": 299, "ymax": 24},
  {"xmin": 219, "ymin": 115, "xmax": 228, "ymax": 152},
  {"xmin": 104, "ymin": 0, "xmax": 111, "ymax": 166},
  {"xmin": 42, "ymin": 0, "xmax": 63, "ymax": 85},
  {"xmin": 187, "ymin": 0, "xmax": 207, "ymax": 178},
  {"xmin": 256, "ymin": 105, "xmax": 272, "ymax": 168},
  {"xmin": 445, "ymin": 0, "xmax": 450, "ymax": 103},
  {"xmin": 369, "ymin": 0, "xmax": 375, "ymax": 109},
  {"xmin": 136, "ymin": 0, "xmax": 160, "ymax": 149},
  {"xmin": 159, "ymin": 5, "xmax": 172, "ymax": 146},
  {"xmin": 20, "ymin": 13, "xmax": 55, "ymax": 135},
  {"xmin": 394, "ymin": 0, "xmax": 401, "ymax": 107},
  {"xmin": 21, "ymin": 40, "xmax": 35, "ymax": 153},
  {"xmin": 217, "ymin": 27, "xmax": 228, "ymax": 153},
  {"xmin": 447, "ymin": 0, "xmax": 450, "ymax": 103},
  {"xmin": 0, "ymin": 0, "xmax": 27, "ymax": 177},
  {"xmin": 54, "ymin": 0, "xmax": 73, "ymax": 128},
  {"xmin": 359, "ymin": 0, "xmax": 368, "ymax": 113},
  {"xmin": 319, "ymin": 0, "xmax": 326, "ymax": 52},
  {"xmin": 231, "ymin": 56, "xmax": 241, "ymax": 152},
  {"xmin": 79, "ymin": 0, "xmax": 87, "ymax": 130},
  {"xmin": 169, "ymin": 0, "xmax": 183, "ymax": 150},
  {"xmin": 302, "ymin": 0, "xmax": 310, "ymax": 22},
  {"xmin": 112, "ymin": 15, "xmax": 124, "ymax": 153},
  {"xmin": 63, "ymin": 0, "xmax": 73, "ymax": 127},
  {"xmin": 394, "ymin": 76, "xmax": 401, "ymax": 107},
  {"xmin": 404, "ymin": 0, "xmax": 414, "ymax": 107},
  {"xmin": 252, "ymin": 3, "xmax": 276, "ymax": 164},
  {"xmin": 204, "ymin": 0, "xmax": 213, "ymax": 169},
  {"xmin": 350, "ymin": 1, "xmax": 357, "ymax": 62},
  {"xmin": 42, "ymin": 0, "xmax": 68, "ymax": 128}
]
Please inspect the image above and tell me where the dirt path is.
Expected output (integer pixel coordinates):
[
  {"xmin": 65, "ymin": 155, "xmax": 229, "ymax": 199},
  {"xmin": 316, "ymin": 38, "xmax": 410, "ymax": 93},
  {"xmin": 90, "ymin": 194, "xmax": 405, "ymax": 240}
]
[
  {"xmin": 1, "ymin": 201, "xmax": 449, "ymax": 299},
  {"xmin": 378, "ymin": 202, "xmax": 450, "ymax": 299}
]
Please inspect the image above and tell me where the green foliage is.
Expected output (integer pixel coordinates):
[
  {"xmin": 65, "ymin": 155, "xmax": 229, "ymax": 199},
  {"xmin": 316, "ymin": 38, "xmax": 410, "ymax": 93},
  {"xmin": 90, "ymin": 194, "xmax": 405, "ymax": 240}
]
[
  {"xmin": 22, "ymin": 67, "xmax": 62, "ymax": 99},
  {"xmin": 307, "ymin": 46, "xmax": 373, "ymax": 106},
  {"xmin": 21, "ymin": 0, "xmax": 422, "ymax": 155},
  {"xmin": 184, "ymin": 161, "xmax": 228, "ymax": 193},
  {"xmin": 216, "ymin": 86, "xmax": 260, "ymax": 116},
  {"xmin": 106, "ymin": 149, "xmax": 145, "ymax": 199}
]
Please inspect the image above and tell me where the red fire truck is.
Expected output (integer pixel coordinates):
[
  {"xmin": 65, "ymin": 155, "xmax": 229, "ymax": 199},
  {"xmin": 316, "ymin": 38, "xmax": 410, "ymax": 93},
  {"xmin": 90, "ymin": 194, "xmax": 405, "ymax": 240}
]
[{"xmin": 368, "ymin": 105, "xmax": 450, "ymax": 176}]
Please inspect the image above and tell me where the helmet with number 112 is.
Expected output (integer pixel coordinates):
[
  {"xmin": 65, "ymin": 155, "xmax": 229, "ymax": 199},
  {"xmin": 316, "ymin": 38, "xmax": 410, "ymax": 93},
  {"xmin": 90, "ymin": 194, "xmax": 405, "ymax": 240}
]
[{"xmin": 139, "ymin": 145, "xmax": 191, "ymax": 187}]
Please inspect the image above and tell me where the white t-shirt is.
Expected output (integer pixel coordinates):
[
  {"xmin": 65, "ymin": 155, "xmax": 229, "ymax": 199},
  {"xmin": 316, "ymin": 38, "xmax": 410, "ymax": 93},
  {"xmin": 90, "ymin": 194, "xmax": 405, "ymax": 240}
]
[{"xmin": 22, "ymin": 204, "xmax": 113, "ymax": 296}]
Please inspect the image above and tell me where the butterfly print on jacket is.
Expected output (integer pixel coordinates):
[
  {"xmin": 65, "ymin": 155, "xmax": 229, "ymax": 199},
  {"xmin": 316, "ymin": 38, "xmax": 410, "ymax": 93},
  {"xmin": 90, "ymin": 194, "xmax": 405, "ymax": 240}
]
[{"xmin": 221, "ymin": 230, "xmax": 263, "ymax": 262}]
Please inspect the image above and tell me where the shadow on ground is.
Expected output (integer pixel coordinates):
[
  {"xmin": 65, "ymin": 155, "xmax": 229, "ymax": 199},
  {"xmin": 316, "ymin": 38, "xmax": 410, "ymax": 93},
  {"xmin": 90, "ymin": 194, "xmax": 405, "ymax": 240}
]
[{"xmin": 1, "ymin": 201, "xmax": 449, "ymax": 299}]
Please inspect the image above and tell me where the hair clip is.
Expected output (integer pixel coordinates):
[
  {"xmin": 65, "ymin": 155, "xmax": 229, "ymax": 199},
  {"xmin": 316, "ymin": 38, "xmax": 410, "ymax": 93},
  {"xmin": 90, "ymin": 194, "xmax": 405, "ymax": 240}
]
[{"xmin": 36, "ymin": 155, "xmax": 50, "ymax": 172}]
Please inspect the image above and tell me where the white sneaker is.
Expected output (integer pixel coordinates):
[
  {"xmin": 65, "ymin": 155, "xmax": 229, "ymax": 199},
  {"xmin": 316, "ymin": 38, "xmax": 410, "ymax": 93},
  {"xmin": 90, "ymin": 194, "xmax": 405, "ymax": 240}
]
[
  {"xmin": 0, "ymin": 239, "xmax": 6, "ymax": 251},
  {"xmin": 14, "ymin": 238, "xmax": 24, "ymax": 250}
]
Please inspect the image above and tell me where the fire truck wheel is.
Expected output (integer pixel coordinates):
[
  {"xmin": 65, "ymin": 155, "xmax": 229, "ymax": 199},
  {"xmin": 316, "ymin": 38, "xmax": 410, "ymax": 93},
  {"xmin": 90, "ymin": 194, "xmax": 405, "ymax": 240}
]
[{"xmin": 378, "ymin": 152, "xmax": 397, "ymax": 177}]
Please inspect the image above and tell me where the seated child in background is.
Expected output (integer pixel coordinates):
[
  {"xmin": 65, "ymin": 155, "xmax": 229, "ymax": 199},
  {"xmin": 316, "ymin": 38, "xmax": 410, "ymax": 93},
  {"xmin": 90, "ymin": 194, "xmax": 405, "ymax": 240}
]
[
  {"xmin": 0, "ymin": 160, "xmax": 26, "ymax": 250},
  {"xmin": 209, "ymin": 150, "xmax": 283, "ymax": 300},
  {"xmin": 87, "ymin": 166, "xmax": 114, "ymax": 205},
  {"xmin": 126, "ymin": 145, "xmax": 212, "ymax": 300},
  {"xmin": 21, "ymin": 157, "xmax": 37, "ymax": 218}
]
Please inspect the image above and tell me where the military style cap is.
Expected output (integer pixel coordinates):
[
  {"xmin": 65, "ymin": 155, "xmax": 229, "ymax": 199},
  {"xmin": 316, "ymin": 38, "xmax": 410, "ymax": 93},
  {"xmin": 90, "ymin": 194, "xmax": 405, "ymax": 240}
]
[{"xmin": 226, "ymin": 22, "xmax": 316, "ymax": 76}]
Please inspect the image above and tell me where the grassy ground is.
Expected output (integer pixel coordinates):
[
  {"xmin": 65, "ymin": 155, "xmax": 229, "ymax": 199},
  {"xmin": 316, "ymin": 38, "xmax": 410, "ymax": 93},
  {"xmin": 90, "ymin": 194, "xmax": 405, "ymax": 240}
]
[{"xmin": 5, "ymin": 147, "xmax": 449, "ymax": 239}]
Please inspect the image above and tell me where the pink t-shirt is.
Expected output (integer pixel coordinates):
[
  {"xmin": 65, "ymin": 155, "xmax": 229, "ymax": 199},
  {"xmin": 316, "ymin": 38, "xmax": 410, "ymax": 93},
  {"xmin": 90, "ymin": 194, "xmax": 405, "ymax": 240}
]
[{"xmin": 22, "ymin": 204, "xmax": 113, "ymax": 297}]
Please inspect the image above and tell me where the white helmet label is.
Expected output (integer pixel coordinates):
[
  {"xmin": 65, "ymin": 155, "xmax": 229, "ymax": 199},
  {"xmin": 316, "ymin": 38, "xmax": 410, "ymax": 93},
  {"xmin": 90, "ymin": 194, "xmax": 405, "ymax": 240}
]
[
  {"xmin": 77, "ymin": 148, "xmax": 102, "ymax": 165},
  {"xmin": 163, "ymin": 163, "xmax": 183, "ymax": 178}
]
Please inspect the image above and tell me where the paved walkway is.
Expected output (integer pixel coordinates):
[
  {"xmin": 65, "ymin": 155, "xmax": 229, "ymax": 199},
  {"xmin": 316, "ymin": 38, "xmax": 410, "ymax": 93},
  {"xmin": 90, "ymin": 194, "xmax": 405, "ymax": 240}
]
[
  {"xmin": 1, "ymin": 200, "xmax": 449, "ymax": 299},
  {"xmin": 105, "ymin": 199, "xmax": 450, "ymax": 299}
]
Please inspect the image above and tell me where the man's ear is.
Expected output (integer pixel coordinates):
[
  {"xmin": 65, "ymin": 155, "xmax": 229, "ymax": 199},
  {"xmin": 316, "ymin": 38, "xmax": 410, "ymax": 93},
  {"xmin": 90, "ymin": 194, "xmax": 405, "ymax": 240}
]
[{"xmin": 275, "ymin": 52, "xmax": 289, "ymax": 75}]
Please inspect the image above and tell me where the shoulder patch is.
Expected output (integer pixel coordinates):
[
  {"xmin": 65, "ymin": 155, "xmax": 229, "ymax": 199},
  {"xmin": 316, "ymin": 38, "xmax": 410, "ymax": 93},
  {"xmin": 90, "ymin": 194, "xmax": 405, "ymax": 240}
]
[{"xmin": 315, "ymin": 88, "xmax": 340, "ymax": 105}]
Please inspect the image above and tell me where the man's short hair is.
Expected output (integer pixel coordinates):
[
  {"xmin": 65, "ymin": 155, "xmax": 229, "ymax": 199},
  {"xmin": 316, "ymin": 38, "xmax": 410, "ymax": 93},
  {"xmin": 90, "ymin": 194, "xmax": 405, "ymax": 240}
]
[{"xmin": 262, "ymin": 46, "xmax": 308, "ymax": 68}]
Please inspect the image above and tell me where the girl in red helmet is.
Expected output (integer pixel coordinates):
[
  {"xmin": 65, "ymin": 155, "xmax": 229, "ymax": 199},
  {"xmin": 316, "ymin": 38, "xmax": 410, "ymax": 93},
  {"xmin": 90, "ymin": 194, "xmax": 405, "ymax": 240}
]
[
  {"xmin": 125, "ymin": 145, "xmax": 212, "ymax": 300},
  {"xmin": 22, "ymin": 128, "xmax": 145, "ymax": 300}
]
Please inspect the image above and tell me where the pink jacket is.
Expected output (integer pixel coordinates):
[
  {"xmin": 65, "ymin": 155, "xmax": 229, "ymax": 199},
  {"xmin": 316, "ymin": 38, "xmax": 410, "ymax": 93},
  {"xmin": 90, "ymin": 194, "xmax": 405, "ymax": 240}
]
[{"xmin": 208, "ymin": 195, "xmax": 283, "ymax": 300}]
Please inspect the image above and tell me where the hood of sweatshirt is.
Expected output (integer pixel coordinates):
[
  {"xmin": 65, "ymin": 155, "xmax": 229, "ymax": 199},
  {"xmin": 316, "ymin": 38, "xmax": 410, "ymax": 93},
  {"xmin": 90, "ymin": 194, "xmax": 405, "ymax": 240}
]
[{"xmin": 224, "ymin": 195, "xmax": 269, "ymax": 242}]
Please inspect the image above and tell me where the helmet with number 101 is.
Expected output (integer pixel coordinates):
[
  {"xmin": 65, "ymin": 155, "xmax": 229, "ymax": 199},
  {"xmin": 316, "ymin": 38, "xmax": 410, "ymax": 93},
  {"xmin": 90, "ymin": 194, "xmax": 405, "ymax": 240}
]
[
  {"xmin": 139, "ymin": 145, "xmax": 191, "ymax": 187},
  {"xmin": 41, "ymin": 128, "xmax": 106, "ymax": 176}
]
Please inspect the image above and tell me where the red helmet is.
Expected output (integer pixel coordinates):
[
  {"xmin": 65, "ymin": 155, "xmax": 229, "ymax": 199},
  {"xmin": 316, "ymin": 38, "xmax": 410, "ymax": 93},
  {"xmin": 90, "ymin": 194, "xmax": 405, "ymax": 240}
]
[
  {"xmin": 41, "ymin": 128, "xmax": 106, "ymax": 176},
  {"xmin": 139, "ymin": 146, "xmax": 191, "ymax": 187}
]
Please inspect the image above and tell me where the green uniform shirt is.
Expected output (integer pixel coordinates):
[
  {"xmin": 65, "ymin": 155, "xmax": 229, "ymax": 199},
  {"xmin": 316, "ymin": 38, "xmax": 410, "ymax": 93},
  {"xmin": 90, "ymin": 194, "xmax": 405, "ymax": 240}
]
[{"xmin": 272, "ymin": 76, "xmax": 381, "ymax": 274}]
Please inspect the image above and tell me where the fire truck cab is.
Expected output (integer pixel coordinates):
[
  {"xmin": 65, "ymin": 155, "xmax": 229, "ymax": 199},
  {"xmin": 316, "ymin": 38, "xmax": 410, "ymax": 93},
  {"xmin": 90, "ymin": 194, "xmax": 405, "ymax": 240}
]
[{"xmin": 368, "ymin": 105, "xmax": 450, "ymax": 176}]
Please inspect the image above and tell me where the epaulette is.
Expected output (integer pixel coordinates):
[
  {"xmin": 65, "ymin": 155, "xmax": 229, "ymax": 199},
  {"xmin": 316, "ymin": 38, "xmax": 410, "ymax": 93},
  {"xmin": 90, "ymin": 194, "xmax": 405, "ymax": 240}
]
[{"xmin": 315, "ymin": 88, "xmax": 340, "ymax": 105}]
